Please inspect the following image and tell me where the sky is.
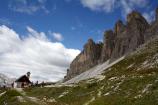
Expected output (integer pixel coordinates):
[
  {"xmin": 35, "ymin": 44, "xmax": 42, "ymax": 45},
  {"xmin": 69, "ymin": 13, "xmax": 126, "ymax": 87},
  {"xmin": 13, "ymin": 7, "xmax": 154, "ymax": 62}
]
[{"xmin": 0, "ymin": 0, "xmax": 157, "ymax": 82}]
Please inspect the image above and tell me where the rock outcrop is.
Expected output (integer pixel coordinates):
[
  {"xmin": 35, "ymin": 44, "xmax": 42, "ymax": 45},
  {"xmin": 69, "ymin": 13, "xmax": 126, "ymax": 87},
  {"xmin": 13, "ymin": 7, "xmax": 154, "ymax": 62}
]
[
  {"xmin": 65, "ymin": 39, "xmax": 102, "ymax": 80},
  {"xmin": 100, "ymin": 30, "xmax": 115, "ymax": 63},
  {"xmin": 64, "ymin": 8, "xmax": 158, "ymax": 81},
  {"xmin": 145, "ymin": 8, "xmax": 158, "ymax": 41},
  {"xmin": 111, "ymin": 11, "xmax": 149, "ymax": 60}
]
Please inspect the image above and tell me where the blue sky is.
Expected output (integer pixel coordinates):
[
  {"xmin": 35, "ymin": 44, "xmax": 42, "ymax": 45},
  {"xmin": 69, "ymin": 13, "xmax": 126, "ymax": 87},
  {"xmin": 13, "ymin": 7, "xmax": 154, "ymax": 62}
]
[
  {"xmin": 0, "ymin": 0, "xmax": 158, "ymax": 82},
  {"xmin": 0, "ymin": 0, "xmax": 157, "ymax": 50}
]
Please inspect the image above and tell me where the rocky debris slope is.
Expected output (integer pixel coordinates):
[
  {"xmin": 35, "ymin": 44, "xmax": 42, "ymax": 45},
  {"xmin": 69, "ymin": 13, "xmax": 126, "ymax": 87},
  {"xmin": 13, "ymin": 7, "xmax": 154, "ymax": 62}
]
[
  {"xmin": 19, "ymin": 36, "xmax": 158, "ymax": 105},
  {"xmin": 65, "ymin": 39, "xmax": 102, "ymax": 80},
  {"xmin": 64, "ymin": 8, "xmax": 158, "ymax": 81},
  {"xmin": 64, "ymin": 56, "xmax": 125, "ymax": 84}
]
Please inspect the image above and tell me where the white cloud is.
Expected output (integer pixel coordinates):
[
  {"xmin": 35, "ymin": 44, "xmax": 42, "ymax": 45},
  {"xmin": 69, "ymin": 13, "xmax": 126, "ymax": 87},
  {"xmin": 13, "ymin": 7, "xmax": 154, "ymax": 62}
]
[
  {"xmin": 49, "ymin": 31, "xmax": 64, "ymax": 42},
  {"xmin": 0, "ymin": 25, "xmax": 80, "ymax": 82},
  {"xmin": 9, "ymin": 0, "xmax": 49, "ymax": 14},
  {"xmin": 80, "ymin": 0, "xmax": 151, "ymax": 20},
  {"xmin": 81, "ymin": 0, "xmax": 115, "ymax": 12}
]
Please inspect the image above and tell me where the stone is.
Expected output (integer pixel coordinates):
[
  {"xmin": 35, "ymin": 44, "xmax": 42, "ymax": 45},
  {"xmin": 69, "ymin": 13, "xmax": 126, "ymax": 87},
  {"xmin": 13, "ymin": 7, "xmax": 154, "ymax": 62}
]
[
  {"xmin": 64, "ymin": 8, "xmax": 158, "ymax": 81},
  {"xmin": 64, "ymin": 39, "xmax": 103, "ymax": 80},
  {"xmin": 100, "ymin": 30, "xmax": 115, "ymax": 63}
]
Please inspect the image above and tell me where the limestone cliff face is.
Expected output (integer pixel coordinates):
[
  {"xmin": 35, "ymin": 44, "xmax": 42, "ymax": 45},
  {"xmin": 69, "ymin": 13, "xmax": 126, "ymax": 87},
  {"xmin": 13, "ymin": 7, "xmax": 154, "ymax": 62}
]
[
  {"xmin": 100, "ymin": 30, "xmax": 115, "ymax": 63},
  {"xmin": 111, "ymin": 11, "xmax": 149, "ymax": 60},
  {"xmin": 145, "ymin": 8, "xmax": 158, "ymax": 41},
  {"xmin": 65, "ymin": 39, "xmax": 102, "ymax": 80},
  {"xmin": 64, "ymin": 8, "xmax": 158, "ymax": 81}
]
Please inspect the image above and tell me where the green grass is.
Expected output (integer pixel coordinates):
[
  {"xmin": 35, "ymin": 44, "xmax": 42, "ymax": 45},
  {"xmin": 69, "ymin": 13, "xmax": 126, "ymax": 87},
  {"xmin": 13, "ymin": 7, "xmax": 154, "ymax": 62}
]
[{"xmin": 2, "ymin": 38, "xmax": 158, "ymax": 105}]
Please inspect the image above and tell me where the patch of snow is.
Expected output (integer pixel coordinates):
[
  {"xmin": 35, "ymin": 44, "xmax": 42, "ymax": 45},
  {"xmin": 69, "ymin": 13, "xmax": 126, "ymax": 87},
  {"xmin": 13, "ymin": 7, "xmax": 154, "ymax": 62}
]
[
  {"xmin": 16, "ymin": 96, "xmax": 26, "ymax": 102},
  {"xmin": 143, "ymin": 61, "xmax": 148, "ymax": 65},
  {"xmin": 0, "ymin": 91, "xmax": 6, "ymax": 97},
  {"xmin": 134, "ymin": 94, "xmax": 142, "ymax": 99},
  {"xmin": 15, "ymin": 88, "xmax": 26, "ymax": 95},
  {"xmin": 108, "ymin": 77, "xmax": 118, "ymax": 81},
  {"xmin": 142, "ymin": 84, "xmax": 152, "ymax": 94},
  {"xmin": 27, "ymin": 96, "xmax": 45, "ymax": 104},
  {"xmin": 58, "ymin": 91, "xmax": 69, "ymax": 98},
  {"xmin": 127, "ymin": 64, "xmax": 134, "ymax": 69},
  {"xmin": 45, "ymin": 84, "xmax": 77, "ymax": 87},
  {"xmin": 47, "ymin": 98, "xmax": 57, "ymax": 103},
  {"xmin": 64, "ymin": 56, "xmax": 125, "ymax": 84},
  {"xmin": 104, "ymin": 92, "xmax": 110, "ymax": 96},
  {"xmin": 27, "ymin": 97, "xmax": 39, "ymax": 102},
  {"xmin": 84, "ymin": 97, "xmax": 95, "ymax": 105},
  {"xmin": 113, "ymin": 80, "xmax": 124, "ymax": 92},
  {"xmin": 97, "ymin": 86, "xmax": 104, "ymax": 97},
  {"xmin": 95, "ymin": 75, "xmax": 105, "ymax": 81}
]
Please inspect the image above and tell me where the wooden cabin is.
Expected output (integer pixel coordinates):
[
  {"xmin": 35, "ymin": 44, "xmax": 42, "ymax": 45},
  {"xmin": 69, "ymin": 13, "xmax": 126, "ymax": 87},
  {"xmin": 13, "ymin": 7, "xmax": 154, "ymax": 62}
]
[{"xmin": 15, "ymin": 72, "xmax": 31, "ymax": 88}]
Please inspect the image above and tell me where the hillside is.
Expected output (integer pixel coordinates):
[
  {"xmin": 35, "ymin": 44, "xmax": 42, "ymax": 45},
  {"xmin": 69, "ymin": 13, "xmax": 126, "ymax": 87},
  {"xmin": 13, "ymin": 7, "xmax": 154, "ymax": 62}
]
[
  {"xmin": 0, "ymin": 33, "xmax": 158, "ymax": 105},
  {"xmin": 64, "ymin": 8, "xmax": 158, "ymax": 81}
]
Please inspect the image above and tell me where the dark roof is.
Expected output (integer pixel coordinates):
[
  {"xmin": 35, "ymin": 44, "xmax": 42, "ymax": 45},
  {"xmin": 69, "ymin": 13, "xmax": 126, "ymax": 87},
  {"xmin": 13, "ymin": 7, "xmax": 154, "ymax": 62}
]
[{"xmin": 15, "ymin": 75, "xmax": 31, "ymax": 83}]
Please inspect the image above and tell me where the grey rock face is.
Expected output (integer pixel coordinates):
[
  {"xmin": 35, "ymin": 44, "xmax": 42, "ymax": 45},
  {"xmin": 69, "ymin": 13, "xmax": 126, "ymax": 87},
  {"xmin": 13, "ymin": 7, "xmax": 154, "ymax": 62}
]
[
  {"xmin": 111, "ymin": 11, "xmax": 149, "ymax": 60},
  {"xmin": 64, "ymin": 39, "xmax": 102, "ymax": 80},
  {"xmin": 64, "ymin": 8, "xmax": 158, "ymax": 81},
  {"xmin": 145, "ymin": 8, "xmax": 158, "ymax": 41},
  {"xmin": 100, "ymin": 30, "xmax": 115, "ymax": 63}
]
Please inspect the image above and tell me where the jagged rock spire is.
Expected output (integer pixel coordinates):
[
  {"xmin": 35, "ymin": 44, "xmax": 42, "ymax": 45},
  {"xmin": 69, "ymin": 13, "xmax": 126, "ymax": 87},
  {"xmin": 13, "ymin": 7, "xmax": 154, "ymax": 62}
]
[
  {"xmin": 100, "ymin": 30, "xmax": 115, "ymax": 63},
  {"xmin": 114, "ymin": 20, "xmax": 125, "ymax": 34},
  {"xmin": 64, "ymin": 8, "xmax": 158, "ymax": 81}
]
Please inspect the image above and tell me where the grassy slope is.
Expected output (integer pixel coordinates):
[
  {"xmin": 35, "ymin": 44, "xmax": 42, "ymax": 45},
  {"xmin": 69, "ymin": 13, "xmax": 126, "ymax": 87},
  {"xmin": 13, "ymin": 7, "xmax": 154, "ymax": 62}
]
[{"xmin": 1, "ymin": 38, "xmax": 158, "ymax": 105}]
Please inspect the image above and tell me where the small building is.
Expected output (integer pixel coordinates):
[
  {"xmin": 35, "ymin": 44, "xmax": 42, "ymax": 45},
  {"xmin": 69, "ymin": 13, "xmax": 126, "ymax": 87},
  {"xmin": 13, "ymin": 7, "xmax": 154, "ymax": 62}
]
[{"xmin": 15, "ymin": 72, "xmax": 31, "ymax": 88}]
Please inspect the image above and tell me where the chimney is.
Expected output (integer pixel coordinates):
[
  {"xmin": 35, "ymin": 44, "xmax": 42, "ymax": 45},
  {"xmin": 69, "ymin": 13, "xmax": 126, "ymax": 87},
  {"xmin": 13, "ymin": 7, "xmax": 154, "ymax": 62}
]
[{"xmin": 26, "ymin": 72, "xmax": 31, "ymax": 79}]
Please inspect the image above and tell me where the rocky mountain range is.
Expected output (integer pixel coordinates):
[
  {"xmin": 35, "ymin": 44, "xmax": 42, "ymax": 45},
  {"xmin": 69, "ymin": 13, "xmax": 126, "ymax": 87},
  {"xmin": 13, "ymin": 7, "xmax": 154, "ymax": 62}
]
[
  {"xmin": 0, "ymin": 73, "xmax": 15, "ymax": 87},
  {"xmin": 64, "ymin": 8, "xmax": 158, "ymax": 81}
]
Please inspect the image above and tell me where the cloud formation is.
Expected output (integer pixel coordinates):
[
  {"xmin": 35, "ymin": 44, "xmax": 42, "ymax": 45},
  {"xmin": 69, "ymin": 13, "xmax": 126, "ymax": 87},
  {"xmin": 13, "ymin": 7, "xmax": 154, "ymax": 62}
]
[
  {"xmin": 81, "ymin": 0, "xmax": 115, "ymax": 13},
  {"xmin": 9, "ymin": 0, "xmax": 49, "ymax": 14},
  {"xmin": 0, "ymin": 25, "xmax": 80, "ymax": 82},
  {"xmin": 48, "ymin": 31, "xmax": 64, "ymax": 42},
  {"xmin": 80, "ymin": 0, "xmax": 153, "ymax": 22}
]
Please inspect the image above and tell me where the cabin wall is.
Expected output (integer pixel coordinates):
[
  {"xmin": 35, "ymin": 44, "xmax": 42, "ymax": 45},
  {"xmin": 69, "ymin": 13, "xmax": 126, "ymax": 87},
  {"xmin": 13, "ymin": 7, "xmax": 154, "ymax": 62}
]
[
  {"xmin": 16, "ymin": 82, "xmax": 22, "ymax": 88},
  {"xmin": 15, "ymin": 82, "xmax": 30, "ymax": 88}
]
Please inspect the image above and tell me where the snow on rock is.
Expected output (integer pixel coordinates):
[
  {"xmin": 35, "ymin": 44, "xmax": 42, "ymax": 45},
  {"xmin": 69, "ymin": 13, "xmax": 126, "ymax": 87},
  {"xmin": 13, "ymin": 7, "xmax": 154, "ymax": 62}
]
[{"xmin": 64, "ymin": 56, "xmax": 125, "ymax": 84}]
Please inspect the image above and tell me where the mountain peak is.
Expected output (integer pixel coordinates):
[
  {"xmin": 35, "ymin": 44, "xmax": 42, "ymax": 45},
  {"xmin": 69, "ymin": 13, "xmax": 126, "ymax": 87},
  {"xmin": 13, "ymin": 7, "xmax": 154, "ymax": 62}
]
[
  {"xmin": 114, "ymin": 20, "xmax": 125, "ymax": 34},
  {"xmin": 127, "ymin": 11, "xmax": 144, "ymax": 23},
  {"xmin": 65, "ymin": 8, "xmax": 158, "ymax": 81}
]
